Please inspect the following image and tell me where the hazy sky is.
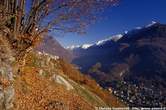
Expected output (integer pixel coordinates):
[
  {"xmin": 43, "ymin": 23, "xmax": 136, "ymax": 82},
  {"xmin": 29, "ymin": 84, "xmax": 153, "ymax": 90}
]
[{"xmin": 54, "ymin": 0, "xmax": 166, "ymax": 47}]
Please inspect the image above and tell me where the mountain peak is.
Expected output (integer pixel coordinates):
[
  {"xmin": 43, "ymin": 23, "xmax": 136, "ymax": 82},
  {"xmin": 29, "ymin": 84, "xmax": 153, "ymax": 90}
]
[
  {"xmin": 67, "ymin": 34, "xmax": 123, "ymax": 50},
  {"xmin": 36, "ymin": 36, "xmax": 73, "ymax": 61},
  {"xmin": 81, "ymin": 44, "xmax": 93, "ymax": 49},
  {"xmin": 71, "ymin": 22, "xmax": 166, "ymax": 107},
  {"xmin": 66, "ymin": 45, "xmax": 80, "ymax": 50},
  {"xmin": 96, "ymin": 34, "xmax": 123, "ymax": 46},
  {"xmin": 67, "ymin": 22, "xmax": 165, "ymax": 51},
  {"xmin": 146, "ymin": 21, "xmax": 158, "ymax": 27}
]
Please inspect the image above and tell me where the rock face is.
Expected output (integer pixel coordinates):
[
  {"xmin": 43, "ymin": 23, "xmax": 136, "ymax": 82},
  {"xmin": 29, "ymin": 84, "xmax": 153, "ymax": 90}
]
[
  {"xmin": 0, "ymin": 35, "xmax": 15, "ymax": 110},
  {"xmin": 51, "ymin": 74, "xmax": 74, "ymax": 90}
]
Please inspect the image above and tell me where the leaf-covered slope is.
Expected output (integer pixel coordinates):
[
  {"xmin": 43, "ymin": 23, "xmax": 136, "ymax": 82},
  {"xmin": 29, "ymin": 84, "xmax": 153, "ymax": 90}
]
[{"xmin": 13, "ymin": 51, "xmax": 125, "ymax": 109}]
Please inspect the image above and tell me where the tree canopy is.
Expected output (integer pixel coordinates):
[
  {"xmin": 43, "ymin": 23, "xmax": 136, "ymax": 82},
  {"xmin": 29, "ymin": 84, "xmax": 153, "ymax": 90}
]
[{"xmin": 0, "ymin": 0, "xmax": 118, "ymax": 60}]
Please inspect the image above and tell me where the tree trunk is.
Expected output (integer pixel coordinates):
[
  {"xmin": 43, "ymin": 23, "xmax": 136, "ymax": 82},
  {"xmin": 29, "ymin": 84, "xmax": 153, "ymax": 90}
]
[{"xmin": 0, "ymin": 32, "xmax": 15, "ymax": 110}]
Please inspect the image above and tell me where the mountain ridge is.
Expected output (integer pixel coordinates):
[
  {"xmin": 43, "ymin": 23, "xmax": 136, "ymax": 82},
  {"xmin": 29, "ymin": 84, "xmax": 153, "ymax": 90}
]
[
  {"xmin": 67, "ymin": 21, "xmax": 159, "ymax": 51},
  {"xmin": 36, "ymin": 36, "xmax": 73, "ymax": 62},
  {"xmin": 71, "ymin": 22, "xmax": 166, "ymax": 107}
]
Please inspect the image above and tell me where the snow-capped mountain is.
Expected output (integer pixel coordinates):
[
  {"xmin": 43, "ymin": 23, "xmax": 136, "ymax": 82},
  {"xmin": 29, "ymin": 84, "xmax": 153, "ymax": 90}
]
[
  {"xmin": 71, "ymin": 23, "xmax": 166, "ymax": 100},
  {"xmin": 67, "ymin": 34, "xmax": 123, "ymax": 50},
  {"xmin": 146, "ymin": 21, "xmax": 157, "ymax": 27},
  {"xmin": 66, "ymin": 45, "xmax": 81, "ymax": 50},
  {"xmin": 68, "ymin": 21, "xmax": 158, "ymax": 51},
  {"xmin": 81, "ymin": 44, "xmax": 93, "ymax": 49},
  {"xmin": 123, "ymin": 21, "xmax": 158, "ymax": 35},
  {"xmin": 95, "ymin": 34, "xmax": 123, "ymax": 46},
  {"xmin": 66, "ymin": 44, "xmax": 93, "ymax": 50}
]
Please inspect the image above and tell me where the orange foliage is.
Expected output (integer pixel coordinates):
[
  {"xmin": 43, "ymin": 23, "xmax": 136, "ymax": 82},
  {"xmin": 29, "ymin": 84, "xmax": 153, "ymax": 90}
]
[
  {"xmin": 12, "ymin": 51, "xmax": 125, "ymax": 109},
  {"xmin": 14, "ymin": 66, "xmax": 94, "ymax": 110},
  {"xmin": 59, "ymin": 59, "xmax": 126, "ymax": 107},
  {"xmin": 0, "ymin": 77, "xmax": 10, "ymax": 88}
]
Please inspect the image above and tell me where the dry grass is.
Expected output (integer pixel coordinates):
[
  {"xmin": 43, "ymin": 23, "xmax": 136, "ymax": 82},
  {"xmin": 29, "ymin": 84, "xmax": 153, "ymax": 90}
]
[
  {"xmin": 14, "ymin": 66, "xmax": 94, "ymax": 110},
  {"xmin": 59, "ymin": 59, "xmax": 126, "ymax": 107},
  {"xmin": 12, "ymin": 51, "xmax": 125, "ymax": 110}
]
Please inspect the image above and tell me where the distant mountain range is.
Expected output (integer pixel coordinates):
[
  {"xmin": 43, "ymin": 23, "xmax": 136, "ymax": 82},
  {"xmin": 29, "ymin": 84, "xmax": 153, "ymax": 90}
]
[
  {"xmin": 67, "ymin": 34, "xmax": 123, "ymax": 50},
  {"xmin": 70, "ymin": 22, "xmax": 166, "ymax": 106},
  {"xmin": 70, "ymin": 22, "xmax": 166, "ymax": 81},
  {"xmin": 36, "ymin": 22, "xmax": 166, "ymax": 107}
]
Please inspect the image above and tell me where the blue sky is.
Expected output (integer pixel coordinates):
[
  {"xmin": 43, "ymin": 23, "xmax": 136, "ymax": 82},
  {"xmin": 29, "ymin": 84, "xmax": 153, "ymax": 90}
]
[{"xmin": 54, "ymin": 0, "xmax": 166, "ymax": 47}]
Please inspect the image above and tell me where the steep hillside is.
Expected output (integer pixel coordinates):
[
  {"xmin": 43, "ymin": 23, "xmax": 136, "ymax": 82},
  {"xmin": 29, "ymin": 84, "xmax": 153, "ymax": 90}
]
[
  {"xmin": 36, "ymin": 36, "xmax": 73, "ymax": 61},
  {"xmin": 13, "ymin": 51, "xmax": 125, "ymax": 109}
]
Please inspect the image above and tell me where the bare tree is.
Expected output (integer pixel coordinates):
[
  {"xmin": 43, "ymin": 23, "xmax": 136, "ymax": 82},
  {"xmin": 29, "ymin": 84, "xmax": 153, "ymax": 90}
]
[
  {"xmin": 0, "ymin": 1, "xmax": 118, "ymax": 109},
  {"xmin": 0, "ymin": 0, "xmax": 118, "ymax": 61}
]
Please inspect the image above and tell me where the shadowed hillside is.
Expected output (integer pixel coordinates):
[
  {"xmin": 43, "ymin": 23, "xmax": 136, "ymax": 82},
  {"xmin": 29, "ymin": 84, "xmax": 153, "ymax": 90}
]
[{"xmin": 71, "ymin": 23, "xmax": 166, "ymax": 107}]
